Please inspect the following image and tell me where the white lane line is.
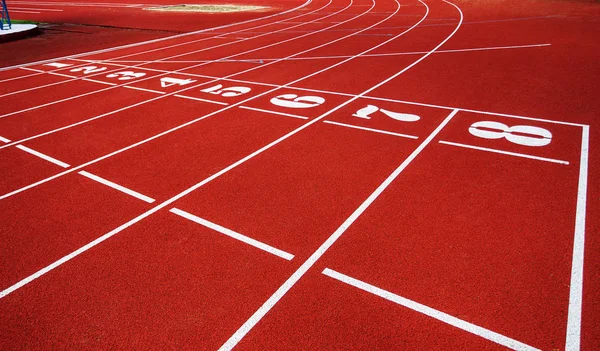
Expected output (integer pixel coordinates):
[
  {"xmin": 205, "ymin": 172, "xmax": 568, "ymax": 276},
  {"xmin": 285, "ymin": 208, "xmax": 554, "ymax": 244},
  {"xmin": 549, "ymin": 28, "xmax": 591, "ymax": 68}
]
[
  {"xmin": 438, "ymin": 141, "xmax": 569, "ymax": 165},
  {"xmin": 1, "ymin": 0, "xmax": 330, "ymax": 96},
  {"xmin": 0, "ymin": 0, "xmax": 344, "ymax": 121},
  {"xmin": 78, "ymin": 171, "xmax": 155, "ymax": 203},
  {"xmin": 83, "ymin": 78, "xmax": 116, "ymax": 86},
  {"xmin": 124, "ymin": 85, "xmax": 165, "ymax": 94},
  {"xmin": 239, "ymin": 106, "xmax": 309, "ymax": 120},
  {"xmin": 86, "ymin": 61, "xmax": 586, "ymax": 128},
  {"xmin": 11, "ymin": 7, "xmax": 64, "ymax": 11},
  {"xmin": 10, "ymin": 10, "xmax": 41, "ymax": 13},
  {"xmin": 565, "ymin": 125, "xmax": 589, "ymax": 350},
  {"xmin": 219, "ymin": 108, "xmax": 460, "ymax": 351},
  {"xmin": 106, "ymin": 44, "xmax": 552, "ymax": 64},
  {"xmin": 323, "ymin": 120, "xmax": 418, "ymax": 139},
  {"xmin": 322, "ymin": 268, "xmax": 540, "ymax": 351},
  {"xmin": 15, "ymin": 145, "xmax": 70, "ymax": 168},
  {"xmin": 0, "ymin": 135, "xmax": 10, "ymax": 143},
  {"xmin": 170, "ymin": 208, "xmax": 294, "ymax": 261},
  {"xmin": 0, "ymin": 0, "xmax": 425, "ymax": 298},
  {"xmin": 0, "ymin": 0, "xmax": 312, "ymax": 72},
  {"xmin": 174, "ymin": 94, "xmax": 228, "ymax": 105}
]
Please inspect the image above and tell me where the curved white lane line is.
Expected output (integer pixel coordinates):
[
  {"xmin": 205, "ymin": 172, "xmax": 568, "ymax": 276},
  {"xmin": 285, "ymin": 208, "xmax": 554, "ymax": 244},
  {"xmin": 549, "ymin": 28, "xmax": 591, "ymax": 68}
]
[
  {"xmin": 219, "ymin": 1, "xmax": 465, "ymax": 349},
  {"xmin": 0, "ymin": 0, "xmax": 327, "ymax": 95},
  {"xmin": 0, "ymin": 0, "xmax": 313, "ymax": 71},
  {"xmin": 0, "ymin": 0, "xmax": 420, "ymax": 298}
]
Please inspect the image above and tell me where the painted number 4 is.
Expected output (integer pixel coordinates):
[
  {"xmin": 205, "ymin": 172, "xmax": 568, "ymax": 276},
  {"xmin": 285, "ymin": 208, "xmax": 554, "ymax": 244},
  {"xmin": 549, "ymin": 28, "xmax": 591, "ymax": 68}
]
[
  {"xmin": 469, "ymin": 121, "xmax": 552, "ymax": 147},
  {"xmin": 353, "ymin": 105, "xmax": 420, "ymax": 122}
]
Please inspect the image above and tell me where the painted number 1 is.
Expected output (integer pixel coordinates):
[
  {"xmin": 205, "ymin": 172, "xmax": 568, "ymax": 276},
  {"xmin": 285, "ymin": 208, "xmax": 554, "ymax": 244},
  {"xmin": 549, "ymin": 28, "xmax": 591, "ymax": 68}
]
[
  {"xmin": 469, "ymin": 121, "xmax": 552, "ymax": 147},
  {"xmin": 353, "ymin": 105, "xmax": 420, "ymax": 122}
]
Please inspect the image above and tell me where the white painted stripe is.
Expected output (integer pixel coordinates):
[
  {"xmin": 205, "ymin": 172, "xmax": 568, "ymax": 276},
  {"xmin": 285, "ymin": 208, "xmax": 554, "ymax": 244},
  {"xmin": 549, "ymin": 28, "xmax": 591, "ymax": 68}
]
[
  {"xmin": 565, "ymin": 125, "xmax": 589, "ymax": 350},
  {"xmin": 219, "ymin": 109, "xmax": 460, "ymax": 351},
  {"xmin": 322, "ymin": 268, "xmax": 540, "ymax": 351},
  {"xmin": 0, "ymin": 135, "xmax": 10, "ymax": 143},
  {"xmin": 239, "ymin": 106, "xmax": 309, "ymax": 120},
  {"xmin": 123, "ymin": 85, "xmax": 165, "ymax": 94},
  {"xmin": 84, "ymin": 61, "xmax": 586, "ymax": 128},
  {"xmin": 16, "ymin": 145, "xmax": 70, "ymax": 168},
  {"xmin": 174, "ymin": 94, "xmax": 228, "ymax": 105},
  {"xmin": 170, "ymin": 208, "xmax": 294, "ymax": 260},
  {"xmin": 323, "ymin": 120, "xmax": 418, "ymax": 139},
  {"xmin": 78, "ymin": 171, "xmax": 155, "ymax": 203},
  {"xmin": 113, "ymin": 44, "xmax": 549, "ymax": 64},
  {"xmin": 11, "ymin": 7, "xmax": 64, "ymax": 11},
  {"xmin": 438, "ymin": 141, "xmax": 569, "ymax": 165},
  {"xmin": 83, "ymin": 78, "xmax": 116, "ymax": 86},
  {"xmin": 10, "ymin": 10, "xmax": 41, "ymax": 13},
  {"xmin": 0, "ymin": 0, "xmax": 312, "ymax": 72}
]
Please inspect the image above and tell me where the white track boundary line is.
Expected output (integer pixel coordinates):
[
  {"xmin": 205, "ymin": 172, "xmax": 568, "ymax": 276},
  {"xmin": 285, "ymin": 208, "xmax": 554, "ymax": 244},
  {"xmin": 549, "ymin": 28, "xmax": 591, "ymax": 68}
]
[
  {"xmin": 11, "ymin": 10, "xmax": 40, "ymax": 13},
  {"xmin": 76, "ymin": 60, "xmax": 585, "ymax": 128},
  {"xmin": 174, "ymin": 94, "xmax": 228, "ymax": 105},
  {"xmin": 0, "ymin": 0, "xmax": 331, "ymax": 98},
  {"xmin": 565, "ymin": 125, "xmax": 589, "ymax": 350},
  {"xmin": 15, "ymin": 145, "xmax": 71, "ymax": 168},
  {"xmin": 0, "ymin": 0, "xmax": 356, "ymax": 121},
  {"xmin": 78, "ymin": 171, "xmax": 155, "ymax": 203},
  {"xmin": 0, "ymin": 0, "xmax": 312, "ymax": 71},
  {"xmin": 323, "ymin": 120, "xmax": 418, "ymax": 139},
  {"xmin": 0, "ymin": 0, "xmax": 430, "ymax": 296},
  {"xmin": 0, "ymin": 0, "xmax": 315, "ymax": 83},
  {"xmin": 239, "ymin": 106, "xmax": 309, "ymax": 120},
  {"xmin": 107, "ymin": 43, "xmax": 550, "ymax": 63},
  {"xmin": 219, "ymin": 107, "xmax": 459, "ymax": 350},
  {"xmin": 220, "ymin": 0, "xmax": 464, "ymax": 346},
  {"xmin": 438, "ymin": 141, "xmax": 569, "ymax": 165},
  {"xmin": 170, "ymin": 208, "xmax": 294, "ymax": 260},
  {"xmin": 0, "ymin": 135, "xmax": 10, "ymax": 143},
  {"xmin": 322, "ymin": 268, "xmax": 540, "ymax": 351},
  {"xmin": 11, "ymin": 7, "xmax": 63, "ymax": 11}
]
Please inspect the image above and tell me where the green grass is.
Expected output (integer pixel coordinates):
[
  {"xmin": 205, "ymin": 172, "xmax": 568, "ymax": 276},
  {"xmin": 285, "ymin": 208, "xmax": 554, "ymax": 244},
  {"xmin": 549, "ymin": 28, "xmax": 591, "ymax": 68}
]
[{"xmin": 7, "ymin": 19, "xmax": 38, "ymax": 25}]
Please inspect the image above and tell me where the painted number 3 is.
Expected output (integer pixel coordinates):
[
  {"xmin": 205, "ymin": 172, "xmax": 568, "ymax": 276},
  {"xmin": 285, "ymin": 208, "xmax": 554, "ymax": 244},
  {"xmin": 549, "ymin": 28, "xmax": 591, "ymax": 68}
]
[{"xmin": 469, "ymin": 121, "xmax": 552, "ymax": 147}]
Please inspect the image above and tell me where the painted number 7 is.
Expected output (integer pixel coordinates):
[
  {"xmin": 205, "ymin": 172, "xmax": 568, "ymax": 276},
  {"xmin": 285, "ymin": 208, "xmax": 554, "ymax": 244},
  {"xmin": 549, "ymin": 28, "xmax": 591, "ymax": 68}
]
[{"xmin": 353, "ymin": 105, "xmax": 420, "ymax": 122}]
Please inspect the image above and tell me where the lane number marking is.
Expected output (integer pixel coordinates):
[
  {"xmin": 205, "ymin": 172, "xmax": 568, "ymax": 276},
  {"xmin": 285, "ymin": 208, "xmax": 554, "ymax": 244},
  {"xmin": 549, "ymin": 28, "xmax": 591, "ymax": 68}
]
[
  {"xmin": 160, "ymin": 77, "xmax": 196, "ymax": 88},
  {"xmin": 106, "ymin": 71, "xmax": 147, "ymax": 81},
  {"xmin": 70, "ymin": 66, "xmax": 107, "ymax": 74},
  {"xmin": 469, "ymin": 121, "xmax": 552, "ymax": 147},
  {"xmin": 45, "ymin": 62, "xmax": 72, "ymax": 68},
  {"xmin": 270, "ymin": 94, "xmax": 325, "ymax": 109},
  {"xmin": 353, "ymin": 104, "xmax": 420, "ymax": 122},
  {"xmin": 201, "ymin": 84, "xmax": 251, "ymax": 97}
]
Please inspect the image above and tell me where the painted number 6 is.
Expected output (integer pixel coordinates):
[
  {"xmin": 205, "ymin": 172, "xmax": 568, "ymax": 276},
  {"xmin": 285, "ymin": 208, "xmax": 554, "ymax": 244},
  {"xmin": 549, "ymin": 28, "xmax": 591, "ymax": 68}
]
[
  {"xmin": 270, "ymin": 94, "xmax": 325, "ymax": 109},
  {"xmin": 469, "ymin": 121, "xmax": 552, "ymax": 147}
]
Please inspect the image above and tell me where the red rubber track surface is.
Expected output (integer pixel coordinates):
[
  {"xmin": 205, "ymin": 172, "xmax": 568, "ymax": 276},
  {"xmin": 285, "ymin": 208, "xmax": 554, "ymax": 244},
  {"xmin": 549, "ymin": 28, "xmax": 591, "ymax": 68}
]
[{"xmin": 0, "ymin": 0, "xmax": 599, "ymax": 350}]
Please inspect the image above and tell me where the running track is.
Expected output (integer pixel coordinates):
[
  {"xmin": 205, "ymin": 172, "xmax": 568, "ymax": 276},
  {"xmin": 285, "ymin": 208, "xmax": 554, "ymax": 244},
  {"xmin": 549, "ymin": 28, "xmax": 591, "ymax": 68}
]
[{"xmin": 1, "ymin": 0, "xmax": 599, "ymax": 349}]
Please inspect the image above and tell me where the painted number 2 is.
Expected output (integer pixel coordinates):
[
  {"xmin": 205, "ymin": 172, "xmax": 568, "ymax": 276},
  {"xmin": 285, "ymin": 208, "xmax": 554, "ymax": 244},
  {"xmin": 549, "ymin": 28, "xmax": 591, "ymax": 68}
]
[
  {"xmin": 353, "ymin": 105, "xmax": 420, "ymax": 122},
  {"xmin": 201, "ymin": 84, "xmax": 251, "ymax": 97},
  {"xmin": 469, "ymin": 121, "xmax": 552, "ymax": 147},
  {"xmin": 270, "ymin": 94, "xmax": 325, "ymax": 109}
]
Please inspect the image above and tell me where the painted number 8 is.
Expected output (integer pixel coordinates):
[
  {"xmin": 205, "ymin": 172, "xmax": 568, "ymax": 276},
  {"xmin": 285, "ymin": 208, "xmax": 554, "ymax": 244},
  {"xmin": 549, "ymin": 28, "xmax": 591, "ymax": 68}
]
[{"xmin": 469, "ymin": 121, "xmax": 552, "ymax": 147}]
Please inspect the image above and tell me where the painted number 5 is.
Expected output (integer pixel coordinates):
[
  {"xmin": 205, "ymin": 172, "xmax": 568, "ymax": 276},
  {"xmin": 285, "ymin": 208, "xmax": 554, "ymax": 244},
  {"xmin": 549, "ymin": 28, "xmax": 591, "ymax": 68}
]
[
  {"xmin": 201, "ymin": 84, "xmax": 251, "ymax": 97},
  {"xmin": 270, "ymin": 94, "xmax": 325, "ymax": 109},
  {"xmin": 469, "ymin": 121, "xmax": 552, "ymax": 147}
]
